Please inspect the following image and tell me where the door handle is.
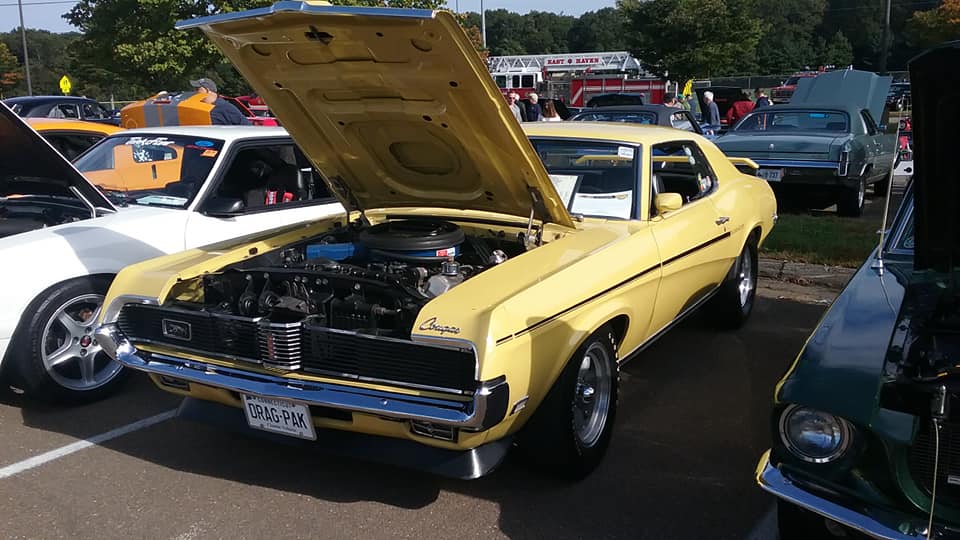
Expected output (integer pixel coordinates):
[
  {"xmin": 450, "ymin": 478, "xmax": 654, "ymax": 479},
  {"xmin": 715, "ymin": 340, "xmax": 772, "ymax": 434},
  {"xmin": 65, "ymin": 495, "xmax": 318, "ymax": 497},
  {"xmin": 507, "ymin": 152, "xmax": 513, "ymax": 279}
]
[{"xmin": 716, "ymin": 216, "xmax": 729, "ymax": 225}]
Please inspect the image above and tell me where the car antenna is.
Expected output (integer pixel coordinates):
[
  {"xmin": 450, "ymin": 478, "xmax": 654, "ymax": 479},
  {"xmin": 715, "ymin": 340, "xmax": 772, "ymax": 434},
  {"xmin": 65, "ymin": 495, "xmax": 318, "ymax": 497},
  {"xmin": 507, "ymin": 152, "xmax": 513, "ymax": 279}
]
[{"xmin": 871, "ymin": 120, "xmax": 902, "ymax": 276}]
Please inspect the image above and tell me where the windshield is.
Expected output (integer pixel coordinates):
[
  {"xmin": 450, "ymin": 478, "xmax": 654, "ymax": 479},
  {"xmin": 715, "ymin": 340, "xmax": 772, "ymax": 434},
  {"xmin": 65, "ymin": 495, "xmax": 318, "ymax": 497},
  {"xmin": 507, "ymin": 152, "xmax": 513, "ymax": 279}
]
[
  {"xmin": 74, "ymin": 134, "xmax": 224, "ymax": 209},
  {"xmin": 572, "ymin": 111, "xmax": 658, "ymax": 125},
  {"xmin": 784, "ymin": 77, "xmax": 800, "ymax": 86},
  {"xmin": 733, "ymin": 110, "xmax": 849, "ymax": 132},
  {"xmin": 531, "ymin": 138, "xmax": 638, "ymax": 220}
]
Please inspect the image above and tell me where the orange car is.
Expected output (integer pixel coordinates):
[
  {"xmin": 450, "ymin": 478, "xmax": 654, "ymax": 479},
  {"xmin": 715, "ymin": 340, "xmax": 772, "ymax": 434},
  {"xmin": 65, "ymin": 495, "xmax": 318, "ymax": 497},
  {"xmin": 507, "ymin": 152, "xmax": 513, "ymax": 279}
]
[
  {"xmin": 120, "ymin": 91, "xmax": 278, "ymax": 128},
  {"xmin": 26, "ymin": 118, "xmax": 122, "ymax": 160}
]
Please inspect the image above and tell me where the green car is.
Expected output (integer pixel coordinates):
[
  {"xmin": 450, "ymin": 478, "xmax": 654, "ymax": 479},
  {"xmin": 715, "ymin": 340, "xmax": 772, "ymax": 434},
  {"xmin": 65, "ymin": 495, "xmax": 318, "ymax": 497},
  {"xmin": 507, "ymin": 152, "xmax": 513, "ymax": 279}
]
[
  {"xmin": 757, "ymin": 43, "xmax": 960, "ymax": 539},
  {"xmin": 716, "ymin": 70, "xmax": 895, "ymax": 217}
]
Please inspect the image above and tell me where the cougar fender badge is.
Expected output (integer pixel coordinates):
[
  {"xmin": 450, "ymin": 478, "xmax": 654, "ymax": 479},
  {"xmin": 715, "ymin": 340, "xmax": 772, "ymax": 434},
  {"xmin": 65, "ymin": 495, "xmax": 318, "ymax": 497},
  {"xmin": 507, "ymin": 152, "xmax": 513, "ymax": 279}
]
[
  {"xmin": 418, "ymin": 317, "xmax": 461, "ymax": 335},
  {"xmin": 161, "ymin": 319, "xmax": 192, "ymax": 341}
]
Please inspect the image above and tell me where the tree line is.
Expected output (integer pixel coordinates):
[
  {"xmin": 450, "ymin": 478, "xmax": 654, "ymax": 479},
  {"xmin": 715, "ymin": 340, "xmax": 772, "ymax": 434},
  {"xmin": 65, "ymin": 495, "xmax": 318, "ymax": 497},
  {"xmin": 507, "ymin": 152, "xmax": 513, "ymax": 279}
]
[{"xmin": 1, "ymin": 0, "xmax": 958, "ymax": 100}]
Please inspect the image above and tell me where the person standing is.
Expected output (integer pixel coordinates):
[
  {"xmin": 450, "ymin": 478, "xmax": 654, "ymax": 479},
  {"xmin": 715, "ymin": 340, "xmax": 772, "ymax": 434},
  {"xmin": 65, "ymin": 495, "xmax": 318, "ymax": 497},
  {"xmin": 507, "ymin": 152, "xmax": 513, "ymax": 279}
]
[
  {"xmin": 663, "ymin": 94, "xmax": 680, "ymax": 108},
  {"xmin": 190, "ymin": 78, "xmax": 250, "ymax": 125},
  {"xmin": 525, "ymin": 93, "xmax": 542, "ymax": 122},
  {"xmin": 540, "ymin": 100, "xmax": 562, "ymax": 122},
  {"xmin": 725, "ymin": 92, "xmax": 756, "ymax": 126},
  {"xmin": 755, "ymin": 89, "xmax": 771, "ymax": 108},
  {"xmin": 506, "ymin": 92, "xmax": 524, "ymax": 123},
  {"xmin": 703, "ymin": 90, "xmax": 721, "ymax": 135}
]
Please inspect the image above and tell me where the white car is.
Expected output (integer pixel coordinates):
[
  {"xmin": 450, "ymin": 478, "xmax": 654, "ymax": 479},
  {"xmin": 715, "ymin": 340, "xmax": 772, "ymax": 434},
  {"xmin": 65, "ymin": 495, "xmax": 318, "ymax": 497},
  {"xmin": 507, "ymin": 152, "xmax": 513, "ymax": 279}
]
[{"xmin": 0, "ymin": 105, "xmax": 344, "ymax": 402}]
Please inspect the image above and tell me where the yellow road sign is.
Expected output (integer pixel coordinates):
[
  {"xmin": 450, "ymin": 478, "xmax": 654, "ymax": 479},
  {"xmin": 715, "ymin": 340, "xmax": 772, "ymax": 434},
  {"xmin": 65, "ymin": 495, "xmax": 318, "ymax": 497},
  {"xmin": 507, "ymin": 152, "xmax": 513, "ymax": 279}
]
[{"xmin": 59, "ymin": 75, "xmax": 71, "ymax": 95}]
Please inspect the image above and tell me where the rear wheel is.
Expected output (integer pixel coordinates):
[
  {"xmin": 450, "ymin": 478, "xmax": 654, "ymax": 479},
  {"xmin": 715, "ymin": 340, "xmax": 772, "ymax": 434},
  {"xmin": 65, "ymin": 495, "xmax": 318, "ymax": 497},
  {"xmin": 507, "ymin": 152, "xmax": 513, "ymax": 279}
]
[
  {"xmin": 519, "ymin": 327, "xmax": 619, "ymax": 480},
  {"xmin": 837, "ymin": 176, "xmax": 866, "ymax": 217},
  {"xmin": 13, "ymin": 276, "xmax": 127, "ymax": 403}
]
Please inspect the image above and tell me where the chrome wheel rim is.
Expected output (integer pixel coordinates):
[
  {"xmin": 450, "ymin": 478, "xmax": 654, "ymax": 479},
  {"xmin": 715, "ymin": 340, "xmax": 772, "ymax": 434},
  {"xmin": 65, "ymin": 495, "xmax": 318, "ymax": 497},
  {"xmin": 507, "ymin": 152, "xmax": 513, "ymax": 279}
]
[
  {"xmin": 857, "ymin": 179, "xmax": 865, "ymax": 209},
  {"xmin": 573, "ymin": 342, "xmax": 613, "ymax": 448},
  {"xmin": 738, "ymin": 248, "xmax": 754, "ymax": 308},
  {"xmin": 40, "ymin": 294, "xmax": 120, "ymax": 391}
]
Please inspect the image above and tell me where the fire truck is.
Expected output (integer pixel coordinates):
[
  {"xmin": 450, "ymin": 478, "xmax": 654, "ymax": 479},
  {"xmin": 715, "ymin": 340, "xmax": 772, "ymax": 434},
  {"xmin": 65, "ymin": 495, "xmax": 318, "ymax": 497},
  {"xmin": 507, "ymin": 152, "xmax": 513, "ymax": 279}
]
[{"xmin": 487, "ymin": 52, "xmax": 667, "ymax": 108}]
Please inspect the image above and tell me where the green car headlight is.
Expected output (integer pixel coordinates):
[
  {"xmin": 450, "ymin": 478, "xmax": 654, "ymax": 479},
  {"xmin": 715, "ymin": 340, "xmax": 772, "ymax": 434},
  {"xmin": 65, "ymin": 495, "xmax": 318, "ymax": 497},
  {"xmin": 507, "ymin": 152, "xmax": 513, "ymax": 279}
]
[{"xmin": 778, "ymin": 405, "xmax": 852, "ymax": 463}]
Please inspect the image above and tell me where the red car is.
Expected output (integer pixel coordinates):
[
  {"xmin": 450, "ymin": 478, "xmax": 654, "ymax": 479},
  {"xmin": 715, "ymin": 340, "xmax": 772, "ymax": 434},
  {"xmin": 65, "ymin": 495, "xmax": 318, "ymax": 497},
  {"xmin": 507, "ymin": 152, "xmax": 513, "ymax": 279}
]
[{"xmin": 770, "ymin": 72, "xmax": 818, "ymax": 104}]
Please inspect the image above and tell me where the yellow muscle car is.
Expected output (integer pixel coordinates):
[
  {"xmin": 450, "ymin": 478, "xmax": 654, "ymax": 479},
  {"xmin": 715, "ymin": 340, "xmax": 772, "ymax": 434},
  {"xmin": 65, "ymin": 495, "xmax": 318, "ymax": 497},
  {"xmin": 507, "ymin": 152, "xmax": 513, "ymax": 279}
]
[{"xmin": 94, "ymin": 3, "xmax": 776, "ymax": 479}]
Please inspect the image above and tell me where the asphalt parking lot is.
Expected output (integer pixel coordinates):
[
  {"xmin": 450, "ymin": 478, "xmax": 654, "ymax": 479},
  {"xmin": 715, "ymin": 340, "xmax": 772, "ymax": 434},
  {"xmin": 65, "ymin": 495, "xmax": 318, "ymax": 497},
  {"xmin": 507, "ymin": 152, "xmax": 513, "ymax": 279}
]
[{"xmin": 0, "ymin": 294, "xmax": 824, "ymax": 540}]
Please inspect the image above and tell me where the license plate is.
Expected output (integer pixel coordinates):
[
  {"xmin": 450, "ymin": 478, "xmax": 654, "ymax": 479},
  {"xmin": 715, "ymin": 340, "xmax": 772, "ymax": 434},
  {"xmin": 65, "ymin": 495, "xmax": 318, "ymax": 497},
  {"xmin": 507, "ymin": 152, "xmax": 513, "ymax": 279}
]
[
  {"xmin": 757, "ymin": 168, "xmax": 783, "ymax": 182},
  {"xmin": 241, "ymin": 394, "xmax": 316, "ymax": 440}
]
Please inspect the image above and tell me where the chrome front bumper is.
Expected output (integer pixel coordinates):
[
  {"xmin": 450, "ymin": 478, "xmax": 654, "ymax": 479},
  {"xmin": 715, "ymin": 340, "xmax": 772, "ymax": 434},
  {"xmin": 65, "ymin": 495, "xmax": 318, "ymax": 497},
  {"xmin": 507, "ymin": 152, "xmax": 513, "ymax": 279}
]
[
  {"xmin": 95, "ymin": 324, "xmax": 509, "ymax": 431},
  {"xmin": 756, "ymin": 451, "xmax": 924, "ymax": 539}
]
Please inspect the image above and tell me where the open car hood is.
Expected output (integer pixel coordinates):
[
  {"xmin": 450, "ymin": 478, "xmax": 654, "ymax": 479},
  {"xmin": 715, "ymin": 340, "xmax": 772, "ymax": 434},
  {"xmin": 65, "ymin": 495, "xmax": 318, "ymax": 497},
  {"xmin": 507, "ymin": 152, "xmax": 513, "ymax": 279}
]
[
  {"xmin": 911, "ymin": 41, "xmax": 960, "ymax": 272},
  {"xmin": 0, "ymin": 103, "xmax": 115, "ymax": 210},
  {"xmin": 790, "ymin": 69, "xmax": 892, "ymax": 123},
  {"xmin": 177, "ymin": 2, "xmax": 575, "ymax": 228}
]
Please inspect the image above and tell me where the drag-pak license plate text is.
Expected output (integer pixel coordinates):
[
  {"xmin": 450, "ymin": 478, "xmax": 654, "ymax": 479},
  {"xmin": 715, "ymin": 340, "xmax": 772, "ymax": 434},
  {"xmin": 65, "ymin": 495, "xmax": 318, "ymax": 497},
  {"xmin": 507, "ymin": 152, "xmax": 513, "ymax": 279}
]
[
  {"xmin": 757, "ymin": 168, "xmax": 783, "ymax": 182},
  {"xmin": 241, "ymin": 394, "xmax": 316, "ymax": 440}
]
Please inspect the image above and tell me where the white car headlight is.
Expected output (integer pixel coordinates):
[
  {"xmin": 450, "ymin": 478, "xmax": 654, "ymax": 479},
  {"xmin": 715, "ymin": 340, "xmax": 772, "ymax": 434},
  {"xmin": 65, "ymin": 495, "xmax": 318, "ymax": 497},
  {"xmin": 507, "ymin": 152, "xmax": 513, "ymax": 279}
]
[{"xmin": 778, "ymin": 405, "xmax": 853, "ymax": 463}]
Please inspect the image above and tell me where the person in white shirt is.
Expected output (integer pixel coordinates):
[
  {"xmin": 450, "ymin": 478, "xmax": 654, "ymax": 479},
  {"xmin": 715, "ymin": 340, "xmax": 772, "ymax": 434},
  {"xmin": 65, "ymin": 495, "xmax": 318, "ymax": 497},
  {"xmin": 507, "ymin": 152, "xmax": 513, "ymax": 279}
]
[{"xmin": 541, "ymin": 100, "xmax": 562, "ymax": 122}]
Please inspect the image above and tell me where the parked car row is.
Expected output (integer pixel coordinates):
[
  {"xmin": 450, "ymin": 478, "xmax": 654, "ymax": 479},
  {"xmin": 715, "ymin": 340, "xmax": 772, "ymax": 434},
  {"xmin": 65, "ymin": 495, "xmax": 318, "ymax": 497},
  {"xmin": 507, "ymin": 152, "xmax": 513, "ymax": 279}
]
[{"xmin": 2, "ymin": 4, "xmax": 956, "ymax": 539}]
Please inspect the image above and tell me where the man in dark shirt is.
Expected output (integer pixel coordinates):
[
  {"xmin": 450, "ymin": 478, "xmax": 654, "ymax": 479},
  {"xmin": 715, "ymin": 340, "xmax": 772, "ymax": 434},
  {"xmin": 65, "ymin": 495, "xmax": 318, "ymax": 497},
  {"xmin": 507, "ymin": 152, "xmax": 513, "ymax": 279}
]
[
  {"xmin": 755, "ymin": 88, "xmax": 771, "ymax": 108},
  {"xmin": 190, "ymin": 78, "xmax": 250, "ymax": 125}
]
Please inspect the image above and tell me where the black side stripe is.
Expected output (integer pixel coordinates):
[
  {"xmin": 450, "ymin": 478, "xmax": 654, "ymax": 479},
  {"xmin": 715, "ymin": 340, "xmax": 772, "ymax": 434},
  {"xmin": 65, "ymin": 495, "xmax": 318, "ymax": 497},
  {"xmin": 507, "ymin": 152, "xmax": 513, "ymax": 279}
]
[{"xmin": 494, "ymin": 231, "xmax": 732, "ymax": 345}]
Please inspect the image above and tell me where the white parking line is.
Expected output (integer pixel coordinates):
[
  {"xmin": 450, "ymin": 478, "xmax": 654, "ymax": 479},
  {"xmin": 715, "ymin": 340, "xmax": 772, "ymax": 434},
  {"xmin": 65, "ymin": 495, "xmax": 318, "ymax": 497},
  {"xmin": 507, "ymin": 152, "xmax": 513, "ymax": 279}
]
[{"xmin": 0, "ymin": 409, "xmax": 177, "ymax": 480}]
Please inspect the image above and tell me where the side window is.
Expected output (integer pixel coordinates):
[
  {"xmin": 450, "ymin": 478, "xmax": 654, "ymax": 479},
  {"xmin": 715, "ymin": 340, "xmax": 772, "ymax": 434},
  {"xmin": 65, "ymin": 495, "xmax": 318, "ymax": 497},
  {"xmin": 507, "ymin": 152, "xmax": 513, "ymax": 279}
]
[
  {"xmin": 511, "ymin": 75, "xmax": 520, "ymax": 89},
  {"xmin": 521, "ymin": 74, "xmax": 534, "ymax": 88},
  {"xmin": 670, "ymin": 112, "xmax": 695, "ymax": 132},
  {"xmin": 82, "ymin": 102, "xmax": 103, "ymax": 120},
  {"xmin": 861, "ymin": 111, "xmax": 878, "ymax": 136},
  {"xmin": 495, "ymin": 75, "xmax": 507, "ymax": 88},
  {"xmin": 650, "ymin": 141, "xmax": 717, "ymax": 214},
  {"xmin": 48, "ymin": 104, "xmax": 79, "ymax": 119},
  {"xmin": 41, "ymin": 133, "xmax": 104, "ymax": 161},
  {"xmin": 207, "ymin": 143, "xmax": 333, "ymax": 212}
]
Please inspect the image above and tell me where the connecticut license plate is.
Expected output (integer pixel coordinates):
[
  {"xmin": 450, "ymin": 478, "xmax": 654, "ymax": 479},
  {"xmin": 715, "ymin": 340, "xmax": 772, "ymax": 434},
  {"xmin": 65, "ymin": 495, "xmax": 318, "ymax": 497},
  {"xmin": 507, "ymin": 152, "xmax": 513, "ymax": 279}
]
[
  {"xmin": 241, "ymin": 394, "xmax": 316, "ymax": 440},
  {"xmin": 757, "ymin": 168, "xmax": 783, "ymax": 182}
]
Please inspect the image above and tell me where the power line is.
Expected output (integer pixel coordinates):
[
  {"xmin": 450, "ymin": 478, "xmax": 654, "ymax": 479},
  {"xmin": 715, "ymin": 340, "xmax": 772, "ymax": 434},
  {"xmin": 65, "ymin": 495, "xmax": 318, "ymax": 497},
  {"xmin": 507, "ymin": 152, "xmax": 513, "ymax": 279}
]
[{"xmin": 0, "ymin": 0, "xmax": 78, "ymax": 6}]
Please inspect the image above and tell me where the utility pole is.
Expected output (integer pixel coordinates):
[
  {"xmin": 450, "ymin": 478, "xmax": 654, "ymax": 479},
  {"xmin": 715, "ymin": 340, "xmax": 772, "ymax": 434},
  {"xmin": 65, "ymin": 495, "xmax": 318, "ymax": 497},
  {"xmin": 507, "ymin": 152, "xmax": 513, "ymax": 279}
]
[
  {"xmin": 481, "ymin": 0, "xmax": 486, "ymax": 49},
  {"xmin": 878, "ymin": 0, "xmax": 892, "ymax": 74},
  {"xmin": 17, "ymin": 0, "xmax": 32, "ymax": 95}
]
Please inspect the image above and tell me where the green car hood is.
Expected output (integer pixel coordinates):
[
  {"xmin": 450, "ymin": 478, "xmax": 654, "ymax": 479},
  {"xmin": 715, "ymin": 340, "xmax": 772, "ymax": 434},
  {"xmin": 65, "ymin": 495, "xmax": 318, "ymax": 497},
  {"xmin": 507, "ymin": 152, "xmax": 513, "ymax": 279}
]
[{"xmin": 791, "ymin": 69, "xmax": 892, "ymax": 123}]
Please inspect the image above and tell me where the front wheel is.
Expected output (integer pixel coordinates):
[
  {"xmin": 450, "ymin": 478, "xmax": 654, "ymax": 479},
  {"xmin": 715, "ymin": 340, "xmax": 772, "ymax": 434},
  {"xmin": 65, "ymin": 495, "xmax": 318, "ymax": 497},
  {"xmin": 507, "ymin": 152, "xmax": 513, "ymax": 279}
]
[
  {"xmin": 12, "ymin": 276, "xmax": 127, "ymax": 403},
  {"xmin": 518, "ymin": 327, "xmax": 619, "ymax": 480},
  {"xmin": 708, "ymin": 241, "xmax": 758, "ymax": 329},
  {"xmin": 837, "ymin": 177, "xmax": 866, "ymax": 217}
]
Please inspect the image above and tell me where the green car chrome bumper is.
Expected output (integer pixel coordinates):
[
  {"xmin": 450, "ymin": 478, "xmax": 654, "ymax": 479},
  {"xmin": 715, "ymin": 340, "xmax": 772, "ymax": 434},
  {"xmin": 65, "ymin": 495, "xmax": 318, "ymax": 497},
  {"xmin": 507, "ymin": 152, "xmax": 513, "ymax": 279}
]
[{"xmin": 756, "ymin": 451, "xmax": 926, "ymax": 539}]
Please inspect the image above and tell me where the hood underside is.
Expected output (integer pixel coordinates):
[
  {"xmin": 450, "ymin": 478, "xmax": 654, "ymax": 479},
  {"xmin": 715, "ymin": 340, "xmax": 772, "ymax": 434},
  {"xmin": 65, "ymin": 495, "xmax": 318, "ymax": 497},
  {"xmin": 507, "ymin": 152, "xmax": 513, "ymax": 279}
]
[
  {"xmin": 790, "ymin": 69, "xmax": 892, "ymax": 123},
  {"xmin": 910, "ymin": 41, "xmax": 960, "ymax": 272},
  {"xmin": 177, "ymin": 2, "xmax": 574, "ymax": 228},
  {"xmin": 0, "ymin": 103, "xmax": 115, "ymax": 210}
]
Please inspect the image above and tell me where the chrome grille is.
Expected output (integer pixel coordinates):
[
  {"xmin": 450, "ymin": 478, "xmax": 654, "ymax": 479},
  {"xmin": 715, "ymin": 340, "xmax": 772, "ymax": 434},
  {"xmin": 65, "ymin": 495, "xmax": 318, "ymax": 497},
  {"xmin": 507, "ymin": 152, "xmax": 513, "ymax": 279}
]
[
  {"xmin": 909, "ymin": 420, "xmax": 960, "ymax": 505},
  {"xmin": 258, "ymin": 320, "xmax": 302, "ymax": 370},
  {"xmin": 117, "ymin": 304, "xmax": 477, "ymax": 393}
]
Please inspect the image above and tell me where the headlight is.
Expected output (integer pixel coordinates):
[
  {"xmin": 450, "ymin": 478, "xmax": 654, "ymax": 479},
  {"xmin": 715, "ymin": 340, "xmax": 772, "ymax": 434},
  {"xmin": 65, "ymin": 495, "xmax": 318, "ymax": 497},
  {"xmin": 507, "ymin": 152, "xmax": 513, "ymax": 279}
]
[{"xmin": 778, "ymin": 405, "xmax": 853, "ymax": 463}]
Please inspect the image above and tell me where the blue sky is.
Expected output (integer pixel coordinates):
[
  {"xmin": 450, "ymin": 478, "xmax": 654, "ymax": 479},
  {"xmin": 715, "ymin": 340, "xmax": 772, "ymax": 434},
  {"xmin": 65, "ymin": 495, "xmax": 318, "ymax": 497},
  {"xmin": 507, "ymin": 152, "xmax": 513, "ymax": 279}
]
[{"xmin": 1, "ymin": 0, "xmax": 617, "ymax": 34}]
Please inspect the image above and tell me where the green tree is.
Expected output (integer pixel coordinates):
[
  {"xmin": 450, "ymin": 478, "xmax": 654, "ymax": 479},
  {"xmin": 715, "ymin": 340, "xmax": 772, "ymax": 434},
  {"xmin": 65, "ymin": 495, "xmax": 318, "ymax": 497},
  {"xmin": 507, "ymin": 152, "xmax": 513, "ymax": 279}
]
[
  {"xmin": 755, "ymin": 0, "xmax": 825, "ymax": 73},
  {"xmin": 63, "ymin": 0, "xmax": 445, "ymax": 98},
  {"xmin": 566, "ymin": 8, "xmax": 627, "ymax": 52},
  {"xmin": 0, "ymin": 41, "xmax": 20, "ymax": 97},
  {"xmin": 620, "ymin": 0, "xmax": 765, "ymax": 81},
  {"xmin": 906, "ymin": 0, "xmax": 960, "ymax": 48},
  {"xmin": 1, "ymin": 29, "xmax": 80, "ymax": 96},
  {"xmin": 817, "ymin": 30, "xmax": 853, "ymax": 67}
]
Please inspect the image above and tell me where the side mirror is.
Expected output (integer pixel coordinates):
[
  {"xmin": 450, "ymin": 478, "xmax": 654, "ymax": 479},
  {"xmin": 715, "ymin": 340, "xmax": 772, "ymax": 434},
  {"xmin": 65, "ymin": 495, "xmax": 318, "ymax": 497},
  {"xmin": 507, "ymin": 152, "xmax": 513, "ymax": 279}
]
[
  {"xmin": 205, "ymin": 196, "xmax": 244, "ymax": 216},
  {"xmin": 654, "ymin": 193, "xmax": 683, "ymax": 214}
]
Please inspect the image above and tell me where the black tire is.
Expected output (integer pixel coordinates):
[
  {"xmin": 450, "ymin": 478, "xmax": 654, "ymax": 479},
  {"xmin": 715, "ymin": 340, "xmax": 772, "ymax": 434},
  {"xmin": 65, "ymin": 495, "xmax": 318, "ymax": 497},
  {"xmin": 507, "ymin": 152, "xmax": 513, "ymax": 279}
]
[
  {"xmin": 777, "ymin": 501, "xmax": 837, "ymax": 540},
  {"xmin": 708, "ymin": 240, "xmax": 758, "ymax": 329},
  {"xmin": 837, "ymin": 176, "xmax": 866, "ymax": 217},
  {"xmin": 518, "ymin": 326, "xmax": 619, "ymax": 480},
  {"xmin": 11, "ymin": 276, "xmax": 127, "ymax": 403}
]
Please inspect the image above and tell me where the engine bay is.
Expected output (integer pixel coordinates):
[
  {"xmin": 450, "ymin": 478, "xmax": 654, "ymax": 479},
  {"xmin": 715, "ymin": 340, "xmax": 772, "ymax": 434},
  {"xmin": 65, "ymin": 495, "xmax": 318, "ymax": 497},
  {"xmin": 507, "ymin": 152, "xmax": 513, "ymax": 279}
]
[
  {"xmin": 0, "ymin": 197, "xmax": 90, "ymax": 239},
  {"xmin": 174, "ymin": 218, "xmax": 528, "ymax": 338}
]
